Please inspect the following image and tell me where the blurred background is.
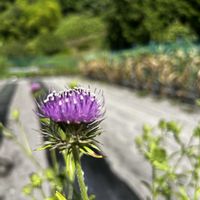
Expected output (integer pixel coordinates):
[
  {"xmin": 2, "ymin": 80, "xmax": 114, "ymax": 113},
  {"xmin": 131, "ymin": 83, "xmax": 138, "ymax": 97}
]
[
  {"xmin": 1, "ymin": 0, "xmax": 200, "ymax": 200},
  {"xmin": 0, "ymin": 0, "xmax": 200, "ymax": 79}
]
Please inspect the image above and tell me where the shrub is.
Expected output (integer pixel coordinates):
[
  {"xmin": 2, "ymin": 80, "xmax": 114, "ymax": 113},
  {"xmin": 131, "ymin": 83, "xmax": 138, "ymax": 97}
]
[
  {"xmin": 0, "ymin": 56, "xmax": 11, "ymax": 77},
  {"xmin": 152, "ymin": 21, "xmax": 197, "ymax": 42},
  {"xmin": 27, "ymin": 32, "xmax": 65, "ymax": 55},
  {"xmin": 135, "ymin": 120, "xmax": 200, "ymax": 199},
  {"xmin": 55, "ymin": 14, "xmax": 106, "ymax": 50}
]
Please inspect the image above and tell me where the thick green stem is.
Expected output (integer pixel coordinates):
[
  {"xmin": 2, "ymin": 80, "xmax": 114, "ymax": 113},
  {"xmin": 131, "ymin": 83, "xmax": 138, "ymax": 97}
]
[
  {"xmin": 73, "ymin": 147, "xmax": 89, "ymax": 200},
  {"xmin": 152, "ymin": 167, "xmax": 157, "ymax": 200}
]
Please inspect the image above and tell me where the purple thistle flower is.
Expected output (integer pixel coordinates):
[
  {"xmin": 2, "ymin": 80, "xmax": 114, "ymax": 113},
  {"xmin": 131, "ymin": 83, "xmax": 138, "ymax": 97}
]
[
  {"xmin": 39, "ymin": 87, "xmax": 103, "ymax": 124},
  {"xmin": 31, "ymin": 82, "xmax": 41, "ymax": 93}
]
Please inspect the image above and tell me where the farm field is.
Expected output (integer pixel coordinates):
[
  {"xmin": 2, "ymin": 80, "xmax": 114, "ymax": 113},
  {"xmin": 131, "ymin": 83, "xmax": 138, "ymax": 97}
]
[{"xmin": 0, "ymin": 77, "xmax": 200, "ymax": 200}]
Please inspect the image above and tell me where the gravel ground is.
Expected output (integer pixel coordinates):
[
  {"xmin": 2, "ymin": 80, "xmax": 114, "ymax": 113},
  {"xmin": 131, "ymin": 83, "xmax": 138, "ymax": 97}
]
[{"xmin": 0, "ymin": 79, "xmax": 48, "ymax": 200}]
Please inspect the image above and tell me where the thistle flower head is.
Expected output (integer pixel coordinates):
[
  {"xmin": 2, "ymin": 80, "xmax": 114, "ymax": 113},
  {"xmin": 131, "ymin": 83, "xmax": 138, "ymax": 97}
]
[
  {"xmin": 31, "ymin": 82, "xmax": 41, "ymax": 93},
  {"xmin": 39, "ymin": 87, "xmax": 102, "ymax": 124},
  {"xmin": 37, "ymin": 86, "xmax": 105, "ymax": 157}
]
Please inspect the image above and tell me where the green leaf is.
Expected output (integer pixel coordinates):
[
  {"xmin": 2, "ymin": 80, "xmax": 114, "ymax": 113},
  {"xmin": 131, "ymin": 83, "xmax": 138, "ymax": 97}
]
[
  {"xmin": 153, "ymin": 161, "xmax": 169, "ymax": 171},
  {"xmin": 151, "ymin": 148, "xmax": 167, "ymax": 163},
  {"xmin": 195, "ymin": 99, "xmax": 200, "ymax": 107},
  {"xmin": 45, "ymin": 168, "xmax": 55, "ymax": 181},
  {"xmin": 22, "ymin": 184, "xmax": 32, "ymax": 196},
  {"xmin": 89, "ymin": 143, "xmax": 102, "ymax": 152},
  {"xmin": 45, "ymin": 197, "xmax": 57, "ymax": 200},
  {"xmin": 40, "ymin": 118, "xmax": 50, "ymax": 125},
  {"xmin": 68, "ymin": 80, "xmax": 78, "ymax": 89},
  {"xmin": 55, "ymin": 191, "xmax": 67, "ymax": 200},
  {"xmin": 36, "ymin": 144, "xmax": 52, "ymax": 151},
  {"xmin": 158, "ymin": 119, "xmax": 167, "ymax": 130},
  {"xmin": 89, "ymin": 194, "xmax": 96, "ymax": 200},
  {"xmin": 143, "ymin": 124, "xmax": 152, "ymax": 135},
  {"xmin": 11, "ymin": 109, "xmax": 20, "ymax": 121},
  {"xmin": 30, "ymin": 173, "xmax": 42, "ymax": 188},
  {"xmin": 194, "ymin": 187, "xmax": 200, "ymax": 200},
  {"xmin": 0, "ymin": 124, "xmax": 15, "ymax": 139},
  {"xmin": 167, "ymin": 121, "xmax": 181, "ymax": 135},
  {"xmin": 58, "ymin": 128, "xmax": 68, "ymax": 141},
  {"xmin": 178, "ymin": 187, "xmax": 190, "ymax": 200},
  {"xmin": 193, "ymin": 125, "xmax": 200, "ymax": 137},
  {"xmin": 81, "ymin": 146, "xmax": 103, "ymax": 158},
  {"xmin": 135, "ymin": 136, "xmax": 143, "ymax": 147}
]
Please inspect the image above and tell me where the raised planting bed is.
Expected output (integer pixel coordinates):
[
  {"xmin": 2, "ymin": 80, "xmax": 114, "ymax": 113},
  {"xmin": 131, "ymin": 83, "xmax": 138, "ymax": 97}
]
[{"xmin": 80, "ymin": 46, "xmax": 200, "ymax": 105}]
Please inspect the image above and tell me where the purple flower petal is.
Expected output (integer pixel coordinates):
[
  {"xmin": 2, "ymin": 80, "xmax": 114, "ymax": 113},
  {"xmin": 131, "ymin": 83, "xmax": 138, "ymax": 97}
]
[
  {"xmin": 39, "ymin": 87, "xmax": 103, "ymax": 124},
  {"xmin": 31, "ymin": 82, "xmax": 41, "ymax": 93}
]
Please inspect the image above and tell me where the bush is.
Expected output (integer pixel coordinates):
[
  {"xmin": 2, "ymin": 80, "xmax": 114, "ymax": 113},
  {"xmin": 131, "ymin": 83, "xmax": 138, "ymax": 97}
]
[
  {"xmin": 27, "ymin": 32, "xmax": 65, "ymax": 55},
  {"xmin": 0, "ymin": 56, "xmax": 11, "ymax": 77},
  {"xmin": 1, "ymin": 40, "xmax": 30, "ymax": 58},
  {"xmin": 55, "ymin": 14, "xmax": 106, "ymax": 50},
  {"xmin": 135, "ymin": 120, "xmax": 200, "ymax": 199},
  {"xmin": 151, "ymin": 21, "xmax": 197, "ymax": 42},
  {"xmin": 105, "ymin": 0, "xmax": 200, "ymax": 49}
]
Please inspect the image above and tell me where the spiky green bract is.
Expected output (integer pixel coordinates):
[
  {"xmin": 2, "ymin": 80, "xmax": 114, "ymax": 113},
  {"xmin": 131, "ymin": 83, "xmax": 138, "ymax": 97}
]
[{"xmin": 38, "ymin": 118, "xmax": 103, "ymax": 158}]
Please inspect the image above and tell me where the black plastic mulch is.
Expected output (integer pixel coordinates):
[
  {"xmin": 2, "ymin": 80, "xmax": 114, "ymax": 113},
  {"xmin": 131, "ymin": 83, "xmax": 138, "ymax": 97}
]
[{"xmin": 0, "ymin": 81, "xmax": 17, "ymax": 143}]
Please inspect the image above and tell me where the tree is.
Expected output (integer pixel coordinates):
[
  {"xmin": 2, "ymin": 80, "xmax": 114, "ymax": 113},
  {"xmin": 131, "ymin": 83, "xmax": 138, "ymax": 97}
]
[
  {"xmin": 0, "ymin": 0, "xmax": 62, "ymax": 57},
  {"xmin": 0, "ymin": 0, "xmax": 62, "ymax": 41},
  {"xmin": 105, "ymin": 0, "xmax": 149, "ymax": 50},
  {"xmin": 105, "ymin": 0, "xmax": 200, "ymax": 50}
]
